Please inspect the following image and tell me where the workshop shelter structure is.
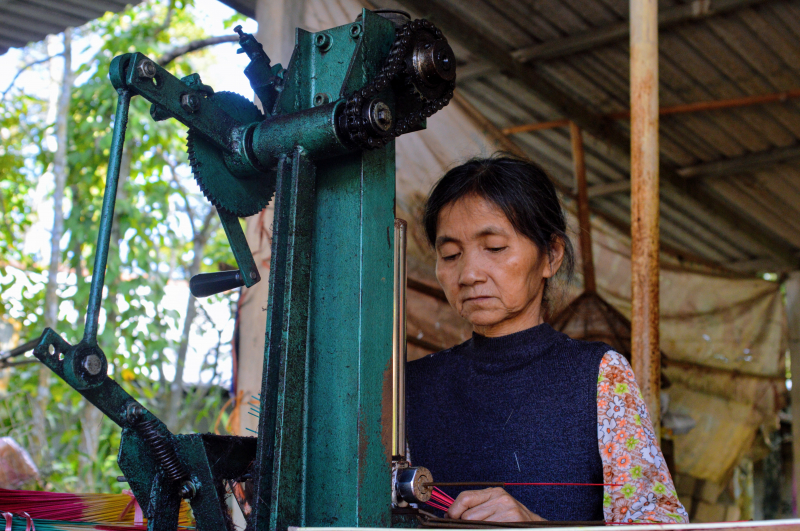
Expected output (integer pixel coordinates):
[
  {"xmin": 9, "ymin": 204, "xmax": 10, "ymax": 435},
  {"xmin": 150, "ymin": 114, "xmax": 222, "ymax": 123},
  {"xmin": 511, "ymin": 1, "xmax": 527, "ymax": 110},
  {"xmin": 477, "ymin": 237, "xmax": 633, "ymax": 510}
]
[{"xmin": 221, "ymin": 0, "xmax": 799, "ymax": 522}]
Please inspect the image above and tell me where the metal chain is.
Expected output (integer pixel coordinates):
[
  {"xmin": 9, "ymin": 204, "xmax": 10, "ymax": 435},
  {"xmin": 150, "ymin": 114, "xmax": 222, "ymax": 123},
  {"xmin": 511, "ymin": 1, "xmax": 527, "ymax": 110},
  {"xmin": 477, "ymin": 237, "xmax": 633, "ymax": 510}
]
[{"xmin": 342, "ymin": 19, "xmax": 456, "ymax": 150}]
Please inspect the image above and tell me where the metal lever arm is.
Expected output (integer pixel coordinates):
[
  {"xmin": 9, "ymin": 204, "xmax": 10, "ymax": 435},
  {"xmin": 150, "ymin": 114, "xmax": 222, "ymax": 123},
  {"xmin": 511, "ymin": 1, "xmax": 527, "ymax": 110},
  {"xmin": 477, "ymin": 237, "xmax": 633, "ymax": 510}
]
[{"xmin": 190, "ymin": 270, "xmax": 245, "ymax": 297}]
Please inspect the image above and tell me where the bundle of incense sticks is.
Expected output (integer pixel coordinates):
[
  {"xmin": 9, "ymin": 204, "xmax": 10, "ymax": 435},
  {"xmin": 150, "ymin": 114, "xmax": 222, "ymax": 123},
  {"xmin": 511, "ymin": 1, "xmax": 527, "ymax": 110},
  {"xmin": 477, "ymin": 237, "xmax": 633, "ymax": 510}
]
[
  {"xmin": 0, "ymin": 489, "xmax": 193, "ymax": 528},
  {"xmin": 426, "ymin": 487, "xmax": 455, "ymax": 512}
]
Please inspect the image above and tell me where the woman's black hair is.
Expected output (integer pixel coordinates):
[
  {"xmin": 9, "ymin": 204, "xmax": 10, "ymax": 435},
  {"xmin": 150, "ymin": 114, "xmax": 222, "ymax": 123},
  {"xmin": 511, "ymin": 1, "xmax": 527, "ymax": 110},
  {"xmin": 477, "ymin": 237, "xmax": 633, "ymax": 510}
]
[{"xmin": 423, "ymin": 154, "xmax": 575, "ymax": 306}]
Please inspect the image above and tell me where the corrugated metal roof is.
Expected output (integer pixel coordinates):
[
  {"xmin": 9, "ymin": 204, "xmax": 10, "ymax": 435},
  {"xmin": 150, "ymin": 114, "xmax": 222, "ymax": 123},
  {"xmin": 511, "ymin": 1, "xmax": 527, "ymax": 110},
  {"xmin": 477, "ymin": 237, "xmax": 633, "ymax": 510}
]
[
  {"xmin": 0, "ymin": 0, "xmax": 144, "ymax": 56},
  {"xmin": 6, "ymin": 0, "xmax": 798, "ymax": 274},
  {"xmin": 373, "ymin": 0, "xmax": 800, "ymax": 274}
]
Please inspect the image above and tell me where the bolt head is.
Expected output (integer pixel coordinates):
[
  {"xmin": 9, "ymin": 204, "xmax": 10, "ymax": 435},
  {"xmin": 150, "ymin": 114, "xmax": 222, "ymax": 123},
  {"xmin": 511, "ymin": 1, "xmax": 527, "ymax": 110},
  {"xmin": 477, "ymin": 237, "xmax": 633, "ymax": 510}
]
[
  {"xmin": 82, "ymin": 354, "xmax": 103, "ymax": 376},
  {"xmin": 126, "ymin": 403, "xmax": 144, "ymax": 423},
  {"xmin": 179, "ymin": 480, "xmax": 197, "ymax": 499},
  {"xmin": 137, "ymin": 59, "xmax": 157, "ymax": 79},
  {"xmin": 180, "ymin": 93, "xmax": 200, "ymax": 113},
  {"xmin": 249, "ymin": 271, "xmax": 258, "ymax": 280},
  {"xmin": 368, "ymin": 100, "xmax": 393, "ymax": 133}
]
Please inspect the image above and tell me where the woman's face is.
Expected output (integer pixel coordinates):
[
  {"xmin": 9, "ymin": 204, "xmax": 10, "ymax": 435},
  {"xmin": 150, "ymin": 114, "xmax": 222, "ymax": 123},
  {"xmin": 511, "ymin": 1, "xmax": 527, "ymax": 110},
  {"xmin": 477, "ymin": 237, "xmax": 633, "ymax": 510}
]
[{"xmin": 434, "ymin": 194, "xmax": 564, "ymax": 337}]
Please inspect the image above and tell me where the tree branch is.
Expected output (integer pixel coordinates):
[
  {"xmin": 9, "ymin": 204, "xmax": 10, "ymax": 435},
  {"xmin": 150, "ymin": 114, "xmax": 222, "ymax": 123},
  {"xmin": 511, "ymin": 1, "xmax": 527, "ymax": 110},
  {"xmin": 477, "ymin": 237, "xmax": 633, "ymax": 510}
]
[
  {"xmin": 155, "ymin": 0, "xmax": 176, "ymax": 36},
  {"xmin": 158, "ymin": 35, "xmax": 239, "ymax": 67},
  {"xmin": 2, "ymin": 53, "xmax": 64, "ymax": 100}
]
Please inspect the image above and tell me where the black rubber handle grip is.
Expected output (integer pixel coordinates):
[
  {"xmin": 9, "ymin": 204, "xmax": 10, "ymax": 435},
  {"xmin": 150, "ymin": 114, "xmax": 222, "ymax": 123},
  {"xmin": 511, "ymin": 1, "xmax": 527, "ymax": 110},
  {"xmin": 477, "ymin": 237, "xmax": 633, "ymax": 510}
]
[{"xmin": 190, "ymin": 270, "xmax": 245, "ymax": 298}]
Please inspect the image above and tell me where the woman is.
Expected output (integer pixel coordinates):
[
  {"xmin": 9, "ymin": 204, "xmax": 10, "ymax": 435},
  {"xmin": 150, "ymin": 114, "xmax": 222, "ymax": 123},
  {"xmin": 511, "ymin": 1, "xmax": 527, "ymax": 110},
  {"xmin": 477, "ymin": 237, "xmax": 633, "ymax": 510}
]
[{"xmin": 406, "ymin": 155, "xmax": 688, "ymax": 524}]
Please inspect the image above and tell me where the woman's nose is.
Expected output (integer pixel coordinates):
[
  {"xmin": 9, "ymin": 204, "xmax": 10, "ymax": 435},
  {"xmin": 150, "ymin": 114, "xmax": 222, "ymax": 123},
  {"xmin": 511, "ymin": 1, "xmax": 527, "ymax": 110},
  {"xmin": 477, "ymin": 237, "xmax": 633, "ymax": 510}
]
[{"xmin": 458, "ymin": 253, "xmax": 486, "ymax": 286}]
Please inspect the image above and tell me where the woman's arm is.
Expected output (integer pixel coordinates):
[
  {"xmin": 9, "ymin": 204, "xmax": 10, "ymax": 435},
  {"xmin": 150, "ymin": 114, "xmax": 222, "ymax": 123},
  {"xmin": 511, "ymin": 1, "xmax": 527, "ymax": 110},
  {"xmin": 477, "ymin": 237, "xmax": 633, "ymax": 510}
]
[{"xmin": 597, "ymin": 351, "xmax": 689, "ymax": 523}]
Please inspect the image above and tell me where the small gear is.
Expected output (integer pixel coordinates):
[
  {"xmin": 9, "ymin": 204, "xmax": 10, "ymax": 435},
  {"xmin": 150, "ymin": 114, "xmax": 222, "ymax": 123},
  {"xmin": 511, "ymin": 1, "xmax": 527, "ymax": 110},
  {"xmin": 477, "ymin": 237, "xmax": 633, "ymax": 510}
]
[
  {"xmin": 340, "ymin": 19, "xmax": 456, "ymax": 150},
  {"xmin": 187, "ymin": 91, "xmax": 275, "ymax": 217}
]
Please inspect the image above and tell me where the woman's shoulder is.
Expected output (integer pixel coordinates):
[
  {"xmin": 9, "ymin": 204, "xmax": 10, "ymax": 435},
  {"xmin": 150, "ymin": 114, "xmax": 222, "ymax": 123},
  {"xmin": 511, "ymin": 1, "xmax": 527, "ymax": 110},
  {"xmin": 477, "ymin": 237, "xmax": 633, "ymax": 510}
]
[{"xmin": 551, "ymin": 329, "xmax": 616, "ymax": 362}]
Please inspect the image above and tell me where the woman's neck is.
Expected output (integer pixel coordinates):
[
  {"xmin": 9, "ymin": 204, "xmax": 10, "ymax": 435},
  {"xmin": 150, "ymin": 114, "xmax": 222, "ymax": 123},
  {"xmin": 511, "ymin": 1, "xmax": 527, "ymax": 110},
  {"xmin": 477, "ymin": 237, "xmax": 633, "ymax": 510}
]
[{"xmin": 473, "ymin": 294, "xmax": 545, "ymax": 337}]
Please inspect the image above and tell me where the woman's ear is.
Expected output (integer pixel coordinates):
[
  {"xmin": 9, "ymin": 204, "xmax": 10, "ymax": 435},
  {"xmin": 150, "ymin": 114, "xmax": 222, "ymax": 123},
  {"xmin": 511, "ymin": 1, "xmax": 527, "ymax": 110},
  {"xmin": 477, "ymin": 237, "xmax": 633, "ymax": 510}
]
[{"xmin": 542, "ymin": 236, "xmax": 566, "ymax": 279}]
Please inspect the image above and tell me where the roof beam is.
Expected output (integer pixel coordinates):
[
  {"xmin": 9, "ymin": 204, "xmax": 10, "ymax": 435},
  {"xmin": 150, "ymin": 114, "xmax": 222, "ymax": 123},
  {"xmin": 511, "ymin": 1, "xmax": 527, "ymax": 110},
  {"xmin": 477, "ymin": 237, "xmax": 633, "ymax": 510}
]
[
  {"xmin": 511, "ymin": 0, "xmax": 771, "ymax": 63},
  {"xmin": 678, "ymin": 145, "xmax": 800, "ymax": 179},
  {"xmin": 391, "ymin": 0, "xmax": 798, "ymax": 267},
  {"xmin": 215, "ymin": 0, "xmax": 256, "ymax": 19}
]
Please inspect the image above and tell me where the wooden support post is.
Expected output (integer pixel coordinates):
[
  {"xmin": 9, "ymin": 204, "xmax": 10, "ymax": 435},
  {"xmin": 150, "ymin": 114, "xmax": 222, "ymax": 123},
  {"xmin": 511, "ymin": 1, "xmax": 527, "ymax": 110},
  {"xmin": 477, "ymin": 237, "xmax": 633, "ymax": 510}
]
[
  {"xmin": 570, "ymin": 122, "xmax": 596, "ymax": 293},
  {"xmin": 786, "ymin": 272, "xmax": 800, "ymax": 515},
  {"xmin": 630, "ymin": 0, "xmax": 660, "ymax": 432}
]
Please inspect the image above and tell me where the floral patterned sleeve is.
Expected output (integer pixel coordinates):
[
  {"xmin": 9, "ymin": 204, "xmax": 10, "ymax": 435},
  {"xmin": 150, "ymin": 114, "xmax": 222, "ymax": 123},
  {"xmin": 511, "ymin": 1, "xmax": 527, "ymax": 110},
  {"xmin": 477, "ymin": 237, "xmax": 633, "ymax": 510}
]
[{"xmin": 597, "ymin": 351, "xmax": 689, "ymax": 523}]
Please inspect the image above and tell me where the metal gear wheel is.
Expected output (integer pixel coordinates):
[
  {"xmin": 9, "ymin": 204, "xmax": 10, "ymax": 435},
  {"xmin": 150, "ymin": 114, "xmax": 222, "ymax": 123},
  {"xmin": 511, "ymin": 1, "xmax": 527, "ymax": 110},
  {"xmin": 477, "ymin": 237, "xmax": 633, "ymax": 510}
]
[{"xmin": 187, "ymin": 91, "xmax": 275, "ymax": 217}]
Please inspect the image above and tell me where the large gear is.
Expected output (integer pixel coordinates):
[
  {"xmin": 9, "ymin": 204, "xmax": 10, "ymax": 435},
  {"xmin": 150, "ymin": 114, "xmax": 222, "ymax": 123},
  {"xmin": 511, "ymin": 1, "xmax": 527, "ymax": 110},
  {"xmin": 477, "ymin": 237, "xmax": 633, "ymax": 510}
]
[
  {"xmin": 187, "ymin": 91, "xmax": 274, "ymax": 217},
  {"xmin": 341, "ymin": 19, "xmax": 456, "ymax": 150}
]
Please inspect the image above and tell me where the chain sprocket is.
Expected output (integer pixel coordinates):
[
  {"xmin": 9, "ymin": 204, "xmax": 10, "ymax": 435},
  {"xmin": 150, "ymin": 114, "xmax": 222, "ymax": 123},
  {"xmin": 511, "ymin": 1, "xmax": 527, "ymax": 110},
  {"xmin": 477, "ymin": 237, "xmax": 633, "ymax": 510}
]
[
  {"xmin": 341, "ymin": 19, "xmax": 456, "ymax": 150},
  {"xmin": 187, "ymin": 91, "xmax": 274, "ymax": 217}
]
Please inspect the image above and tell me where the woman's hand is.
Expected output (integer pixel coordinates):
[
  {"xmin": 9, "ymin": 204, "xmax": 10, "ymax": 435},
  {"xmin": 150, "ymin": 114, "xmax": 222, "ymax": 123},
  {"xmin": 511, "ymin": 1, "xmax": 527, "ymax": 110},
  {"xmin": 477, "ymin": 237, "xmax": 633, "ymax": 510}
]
[{"xmin": 446, "ymin": 487, "xmax": 545, "ymax": 522}]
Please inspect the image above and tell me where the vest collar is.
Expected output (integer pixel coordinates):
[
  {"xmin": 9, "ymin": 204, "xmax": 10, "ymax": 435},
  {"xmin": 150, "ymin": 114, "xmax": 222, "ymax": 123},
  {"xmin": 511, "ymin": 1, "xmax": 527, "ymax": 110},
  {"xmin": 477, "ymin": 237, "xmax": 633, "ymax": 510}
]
[{"xmin": 466, "ymin": 323, "xmax": 561, "ymax": 362}]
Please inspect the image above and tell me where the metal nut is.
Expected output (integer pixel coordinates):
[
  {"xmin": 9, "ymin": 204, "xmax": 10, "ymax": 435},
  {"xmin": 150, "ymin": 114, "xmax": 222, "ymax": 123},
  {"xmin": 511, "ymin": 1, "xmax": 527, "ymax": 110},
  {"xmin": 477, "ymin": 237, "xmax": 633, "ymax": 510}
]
[
  {"xmin": 314, "ymin": 33, "xmax": 332, "ymax": 51},
  {"xmin": 180, "ymin": 93, "xmax": 200, "ymax": 114},
  {"xmin": 137, "ymin": 59, "xmax": 157, "ymax": 79},
  {"xmin": 313, "ymin": 93, "xmax": 330, "ymax": 107},
  {"xmin": 179, "ymin": 480, "xmax": 197, "ymax": 499},
  {"xmin": 82, "ymin": 354, "xmax": 103, "ymax": 376},
  {"xmin": 396, "ymin": 466, "xmax": 433, "ymax": 503}
]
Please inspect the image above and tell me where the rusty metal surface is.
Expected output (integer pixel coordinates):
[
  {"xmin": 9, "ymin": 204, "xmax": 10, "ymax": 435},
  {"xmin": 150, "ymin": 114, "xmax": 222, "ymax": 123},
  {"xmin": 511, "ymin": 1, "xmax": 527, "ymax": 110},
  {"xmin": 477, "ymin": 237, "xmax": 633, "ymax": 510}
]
[
  {"xmin": 630, "ymin": 0, "xmax": 662, "ymax": 433},
  {"xmin": 570, "ymin": 122, "xmax": 596, "ymax": 293},
  {"xmin": 377, "ymin": 0, "xmax": 800, "ymax": 273}
]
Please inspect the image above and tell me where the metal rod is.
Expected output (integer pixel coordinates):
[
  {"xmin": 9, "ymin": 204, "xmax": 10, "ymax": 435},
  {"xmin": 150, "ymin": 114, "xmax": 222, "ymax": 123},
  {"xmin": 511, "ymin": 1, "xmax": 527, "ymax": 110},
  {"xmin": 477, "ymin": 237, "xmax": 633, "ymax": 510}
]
[
  {"xmin": 423, "ymin": 482, "xmax": 618, "ymax": 487},
  {"xmin": 502, "ymin": 88, "xmax": 800, "ymax": 136},
  {"xmin": 569, "ymin": 122, "xmax": 596, "ymax": 293},
  {"xmin": 83, "ymin": 89, "xmax": 131, "ymax": 345},
  {"xmin": 392, "ymin": 218, "xmax": 408, "ymax": 460},
  {"xmin": 630, "ymin": 0, "xmax": 661, "ymax": 434}
]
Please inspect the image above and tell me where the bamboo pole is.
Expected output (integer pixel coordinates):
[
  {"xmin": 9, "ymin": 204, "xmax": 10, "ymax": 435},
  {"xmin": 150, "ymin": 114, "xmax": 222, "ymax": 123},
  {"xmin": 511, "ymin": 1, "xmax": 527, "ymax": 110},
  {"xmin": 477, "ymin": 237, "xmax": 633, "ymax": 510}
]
[
  {"xmin": 570, "ymin": 122, "xmax": 596, "ymax": 293},
  {"xmin": 630, "ymin": 0, "xmax": 660, "ymax": 433}
]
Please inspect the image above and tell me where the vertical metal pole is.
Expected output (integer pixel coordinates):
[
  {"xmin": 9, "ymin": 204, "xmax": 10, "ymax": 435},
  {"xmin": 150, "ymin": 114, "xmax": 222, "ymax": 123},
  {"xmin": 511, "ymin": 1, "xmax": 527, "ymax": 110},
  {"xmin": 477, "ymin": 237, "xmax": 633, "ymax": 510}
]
[
  {"xmin": 786, "ymin": 272, "xmax": 800, "ymax": 515},
  {"xmin": 570, "ymin": 122, "xmax": 596, "ymax": 293},
  {"xmin": 83, "ymin": 89, "xmax": 131, "ymax": 345},
  {"xmin": 630, "ymin": 0, "xmax": 660, "ymax": 432},
  {"xmin": 392, "ymin": 219, "xmax": 408, "ymax": 460}
]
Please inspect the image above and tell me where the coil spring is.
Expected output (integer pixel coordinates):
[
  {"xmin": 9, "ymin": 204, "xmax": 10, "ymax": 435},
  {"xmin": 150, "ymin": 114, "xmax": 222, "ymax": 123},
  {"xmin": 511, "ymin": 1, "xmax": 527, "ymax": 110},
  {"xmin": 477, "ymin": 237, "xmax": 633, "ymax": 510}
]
[{"xmin": 137, "ymin": 418, "xmax": 189, "ymax": 483}]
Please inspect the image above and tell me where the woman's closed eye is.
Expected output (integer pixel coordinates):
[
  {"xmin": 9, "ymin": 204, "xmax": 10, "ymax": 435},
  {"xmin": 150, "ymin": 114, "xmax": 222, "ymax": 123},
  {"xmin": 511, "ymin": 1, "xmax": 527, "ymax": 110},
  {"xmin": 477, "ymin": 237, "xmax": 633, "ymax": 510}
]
[
  {"xmin": 487, "ymin": 246, "xmax": 507, "ymax": 253},
  {"xmin": 442, "ymin": 252, "xmax": 461, "ymax": 262}
]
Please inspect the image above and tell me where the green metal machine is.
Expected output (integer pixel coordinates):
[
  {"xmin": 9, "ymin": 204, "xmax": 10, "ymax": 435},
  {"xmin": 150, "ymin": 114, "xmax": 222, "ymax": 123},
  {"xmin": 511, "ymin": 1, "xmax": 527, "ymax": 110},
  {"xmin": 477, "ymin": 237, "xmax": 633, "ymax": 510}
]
[{"xmin": 30, "ymin": 8, "xmax": 455, "ymax": 531}]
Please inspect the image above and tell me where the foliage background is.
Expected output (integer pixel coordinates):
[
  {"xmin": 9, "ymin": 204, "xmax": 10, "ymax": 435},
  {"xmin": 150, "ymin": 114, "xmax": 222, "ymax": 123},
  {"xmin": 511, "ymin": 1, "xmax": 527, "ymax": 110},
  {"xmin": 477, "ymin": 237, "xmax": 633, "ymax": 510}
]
[{"xmin": 0, "ymin": 0, "xmax": 248, "ymax": 493}]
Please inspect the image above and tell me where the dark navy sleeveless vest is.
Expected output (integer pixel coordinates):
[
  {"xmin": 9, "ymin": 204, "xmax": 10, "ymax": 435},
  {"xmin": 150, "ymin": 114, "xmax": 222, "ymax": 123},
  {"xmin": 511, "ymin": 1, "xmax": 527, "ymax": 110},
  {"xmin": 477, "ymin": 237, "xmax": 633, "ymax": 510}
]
[{"xmin": 406, "ymin": 323, "xmax": 609, "ymax": 521}]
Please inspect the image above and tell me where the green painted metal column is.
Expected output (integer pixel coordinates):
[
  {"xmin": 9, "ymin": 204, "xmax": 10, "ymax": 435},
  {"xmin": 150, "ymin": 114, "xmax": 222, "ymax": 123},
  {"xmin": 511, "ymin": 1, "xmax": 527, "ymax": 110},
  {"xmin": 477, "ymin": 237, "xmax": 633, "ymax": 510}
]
[{"xmin": 250, "ymin": 11, "xmax": 397, "ymax": 530}]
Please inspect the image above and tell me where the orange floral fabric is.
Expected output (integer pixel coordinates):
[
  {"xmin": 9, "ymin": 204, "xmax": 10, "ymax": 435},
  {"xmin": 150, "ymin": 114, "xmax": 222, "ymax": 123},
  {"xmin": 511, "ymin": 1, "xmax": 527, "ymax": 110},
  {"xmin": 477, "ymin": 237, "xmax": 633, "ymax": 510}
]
[{"xmin": 597, "ymin": 351, "xmax": 689, "ymax": 523}]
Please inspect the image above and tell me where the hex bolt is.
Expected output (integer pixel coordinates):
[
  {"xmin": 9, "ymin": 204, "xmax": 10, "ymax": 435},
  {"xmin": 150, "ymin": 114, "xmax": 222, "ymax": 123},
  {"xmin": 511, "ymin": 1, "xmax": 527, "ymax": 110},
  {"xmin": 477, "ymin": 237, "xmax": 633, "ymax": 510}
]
[
  {"xmin": 126, "ymin": 403, "xmax": 144, "ymax": 424},
  {"xmin": 179, "ymin": 480, "xmax": 197, "ymax": 499},
  {"xmin": 368, "ymin": 100, "xmax": 393, "ymax": 133},
  {"xmin": 180, "ymin": 93, "xmax": 201, "ymax": 114},
  {"xmin": 82, "ymin": 353, "xmax": 103, "ymax": 376},
  {"xmin": 137, "ymin": 59, "xmax": 157, "ymax": 79}
]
